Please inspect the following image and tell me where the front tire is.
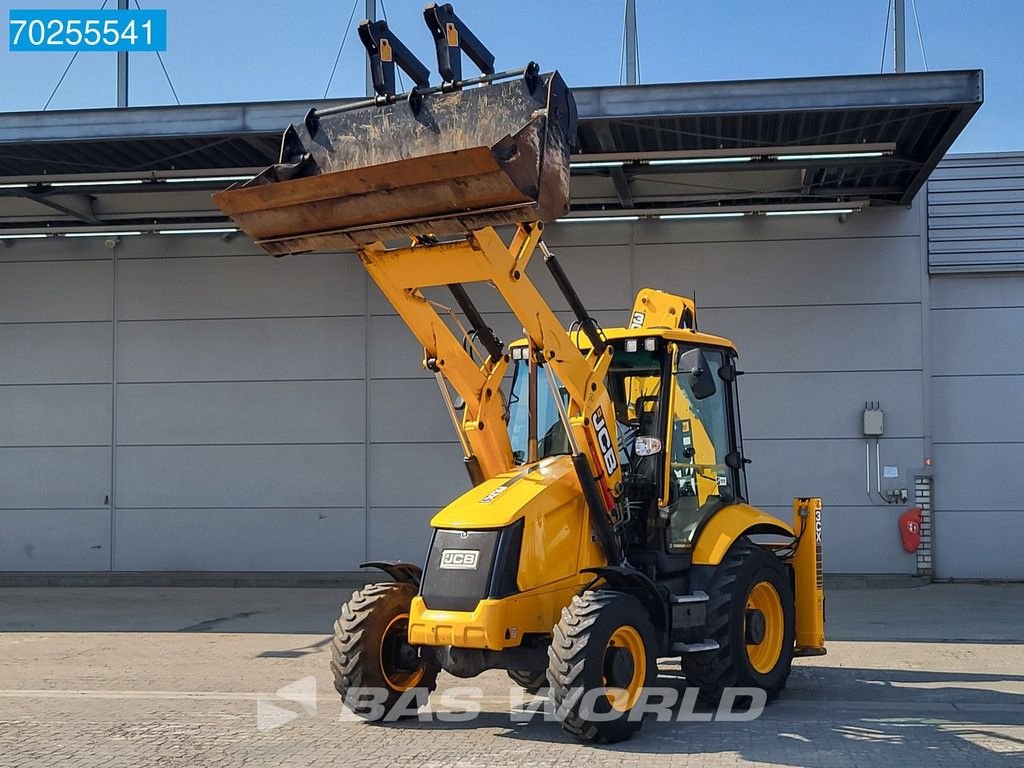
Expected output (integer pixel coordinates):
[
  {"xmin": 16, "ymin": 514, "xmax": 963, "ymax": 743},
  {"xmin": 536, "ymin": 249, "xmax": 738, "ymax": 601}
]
[
  {"xmin": 547, "ymin": 591, "xmax": 657, "ymax": 743},
  {"xmin": 683, "ymin": 540, "xmax": 795, "ymax": 704},
  {"xmin": 331, "ymin": 582, "xmax": 439, "ymax": 720}
]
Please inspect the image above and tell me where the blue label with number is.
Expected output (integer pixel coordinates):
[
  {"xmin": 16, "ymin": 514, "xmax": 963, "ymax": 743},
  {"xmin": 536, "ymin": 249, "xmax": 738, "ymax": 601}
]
[{"xmin": 9, "ymin": 9, "xmax": 167, "ymax": 51}]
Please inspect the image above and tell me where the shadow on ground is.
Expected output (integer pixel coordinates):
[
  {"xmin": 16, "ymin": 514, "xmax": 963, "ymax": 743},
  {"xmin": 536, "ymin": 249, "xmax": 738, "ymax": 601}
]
[{"xmin": 367, "ymin": 666, "xmax": 1024, "ymax": 767}]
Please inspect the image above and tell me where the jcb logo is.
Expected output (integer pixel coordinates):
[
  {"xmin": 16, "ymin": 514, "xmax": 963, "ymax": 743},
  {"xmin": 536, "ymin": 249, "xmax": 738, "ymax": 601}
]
[
  {"xmin": 592, "ymin": 407, "xmax": 618, "ymax": 477},
  {"xmin": 440, "ymin": 549, "xmax": 479, "ymax": 570}
]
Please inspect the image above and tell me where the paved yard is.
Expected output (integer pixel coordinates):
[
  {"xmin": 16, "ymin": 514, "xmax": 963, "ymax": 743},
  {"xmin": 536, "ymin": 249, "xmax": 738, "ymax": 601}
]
[{"xmin": 0, "ymin": 583, "xmax": 1021, "ymax": 767}]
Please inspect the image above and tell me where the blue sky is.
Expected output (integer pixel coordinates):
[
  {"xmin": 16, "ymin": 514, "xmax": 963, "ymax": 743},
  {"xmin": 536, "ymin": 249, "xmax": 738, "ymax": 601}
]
[{"xmin": 1, "ymin": 0, "xmax": 1019, "ymax": 152}]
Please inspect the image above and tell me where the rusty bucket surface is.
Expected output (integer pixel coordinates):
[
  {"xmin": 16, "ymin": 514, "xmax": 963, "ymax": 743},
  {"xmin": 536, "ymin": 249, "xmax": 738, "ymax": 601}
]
[{"xmin": 213, "ymin": 71, "xmax": 576, "ymax": 255}]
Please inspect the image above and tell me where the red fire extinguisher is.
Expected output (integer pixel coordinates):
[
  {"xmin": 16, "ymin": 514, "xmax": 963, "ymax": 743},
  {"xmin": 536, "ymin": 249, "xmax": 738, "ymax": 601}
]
[{"xmin": 899, "ymin": 507, "xmax": 922, "ymax": 552}]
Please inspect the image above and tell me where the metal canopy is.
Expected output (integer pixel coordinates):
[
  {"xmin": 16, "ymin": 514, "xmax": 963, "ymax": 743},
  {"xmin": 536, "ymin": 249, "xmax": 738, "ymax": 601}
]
[{"xmin": 0, "ymin": 69, "xmax": 982, "ymax": 233}]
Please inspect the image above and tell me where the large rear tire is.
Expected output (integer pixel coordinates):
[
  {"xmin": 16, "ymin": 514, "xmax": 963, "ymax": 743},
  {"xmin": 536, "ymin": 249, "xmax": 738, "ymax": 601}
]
[
  {"xmin": 546, "ymin": 591, "xmax": 657, "ymax": 743},
  {"xmin": 331, "ymin": 582, "xmax": 439, "ymax": 720},
  {"xmin": 683, "ymin": 539, "xmax": 795, "ymax": 704}
]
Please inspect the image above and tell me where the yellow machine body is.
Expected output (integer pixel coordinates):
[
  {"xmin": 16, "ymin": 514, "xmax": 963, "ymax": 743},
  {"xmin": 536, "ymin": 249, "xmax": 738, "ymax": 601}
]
[{"xmin": 409, "ymin": 456, "xmax": 604, "ymax": 650}]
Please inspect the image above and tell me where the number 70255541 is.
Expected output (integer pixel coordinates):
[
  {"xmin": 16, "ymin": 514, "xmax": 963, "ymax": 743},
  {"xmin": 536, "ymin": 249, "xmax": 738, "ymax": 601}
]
[{"xmin": 9, "ymin": 9, "xmax": 166, "ymax": 52}]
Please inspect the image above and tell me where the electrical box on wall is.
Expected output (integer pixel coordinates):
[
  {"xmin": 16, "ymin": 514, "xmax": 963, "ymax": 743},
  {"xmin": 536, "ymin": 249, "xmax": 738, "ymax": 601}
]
[{"xmin": 863, "ymin": 402, "xmax": 884, "ymax": 436}]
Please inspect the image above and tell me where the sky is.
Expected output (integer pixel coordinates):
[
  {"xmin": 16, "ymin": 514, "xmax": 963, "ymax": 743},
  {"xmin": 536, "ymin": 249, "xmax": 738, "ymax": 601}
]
[{"xmin": 0, "ymin": 0, "xmax": 1020, "ymax": 153}]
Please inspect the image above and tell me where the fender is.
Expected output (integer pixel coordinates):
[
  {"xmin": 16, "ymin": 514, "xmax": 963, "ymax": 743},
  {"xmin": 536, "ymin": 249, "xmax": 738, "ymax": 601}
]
[
  {"xmin": 691, "ymin": 503, "xmax": 795, "ymax": 566},
  {"xmin": 580, "ymin": 566, "xmax": 669, "ymax": 633},
  {"xmin": 360, "ymin": 560, "xmax": 423, "ymax": 586}
]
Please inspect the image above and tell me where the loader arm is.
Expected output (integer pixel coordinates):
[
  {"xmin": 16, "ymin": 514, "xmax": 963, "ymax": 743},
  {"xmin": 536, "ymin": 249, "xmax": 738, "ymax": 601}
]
[{"xmin": 360, "ymin": 223, "xmax": 623, "ymax": 531}]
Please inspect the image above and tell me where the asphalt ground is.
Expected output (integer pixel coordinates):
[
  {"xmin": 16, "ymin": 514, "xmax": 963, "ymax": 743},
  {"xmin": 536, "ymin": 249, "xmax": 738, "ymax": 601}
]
[{"xmin": 0, "ymin": 582, "xmax": 1021, "ymax": 767}]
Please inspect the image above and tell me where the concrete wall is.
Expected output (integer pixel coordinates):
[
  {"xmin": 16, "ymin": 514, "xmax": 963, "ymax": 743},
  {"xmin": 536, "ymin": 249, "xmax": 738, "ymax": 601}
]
[
  {"xmin": 0, "ymin": 201, "xmax": 940, "ymax": 575},
  {"xmin": 927, "ymin": 154, "xmax": 1024, "ymax": 579},
  {"xmin": 542, "ymin": 211, "xmax": 926, "ymax": 575},
  {"xmin": 0, "ymin": 247, "xmax": 113, "ymax": 571}
]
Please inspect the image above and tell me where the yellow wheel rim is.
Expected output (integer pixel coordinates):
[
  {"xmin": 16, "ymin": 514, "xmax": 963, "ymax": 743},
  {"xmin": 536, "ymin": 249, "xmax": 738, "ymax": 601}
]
[
  {"xmin": 602, "ymin": 625, "xmax": 647, "ymax": 712},
  {"xmin": 745, "ymin": 581, "xmax": 784, "ymax": 674},
  {"xmin": 379, "ymin": 613, "xmax": 425, "ymax": 691}
]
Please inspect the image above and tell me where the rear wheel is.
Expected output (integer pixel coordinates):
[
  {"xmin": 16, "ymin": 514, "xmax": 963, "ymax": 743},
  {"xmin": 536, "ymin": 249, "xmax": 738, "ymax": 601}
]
[
  {"xmin": 331, "ymin": 582, "xmax": 439, "ymax": 720},
  {"xmin": 683, "ymin": 539, "xmax": 795, "ymax": 704},
  {"xmin": 547, "ymin": 591, "xmax": 656, "ymax": 743},
  {"xmin": 507, "ymin": 668, "xmax": 547, "ymax": 694}
]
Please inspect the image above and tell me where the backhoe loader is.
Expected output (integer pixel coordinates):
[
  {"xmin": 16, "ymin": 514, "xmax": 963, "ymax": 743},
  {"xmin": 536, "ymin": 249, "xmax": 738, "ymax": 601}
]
[{"xmin": 214, "ymin": 3, "xmax": 825, "ymax": 743}]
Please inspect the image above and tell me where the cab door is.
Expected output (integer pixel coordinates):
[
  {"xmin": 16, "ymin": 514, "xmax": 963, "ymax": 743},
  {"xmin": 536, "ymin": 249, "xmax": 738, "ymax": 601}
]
[{"xmin": 663, "ymin": 345, "xmax": 739, "ymax": 550}]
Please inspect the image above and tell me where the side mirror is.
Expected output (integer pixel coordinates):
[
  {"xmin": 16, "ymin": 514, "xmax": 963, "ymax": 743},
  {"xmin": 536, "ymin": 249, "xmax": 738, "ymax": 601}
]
[
  {"xmin": 725, "ymin": 451, "xmax": 751, "ymax": 470},
  {"xmin": 679, "ymin": 348, "xmax": 717, "ymax": 400},
  {"xmin": 718, "ymin": 362, "xmax": 744, "ymax": 382}
]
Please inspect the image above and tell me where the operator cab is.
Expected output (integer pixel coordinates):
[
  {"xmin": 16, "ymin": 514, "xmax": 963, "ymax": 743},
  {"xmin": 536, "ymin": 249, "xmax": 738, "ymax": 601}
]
[{"xmin": 506, "ymin": 325, "xmax": 749, "ymax": 579}]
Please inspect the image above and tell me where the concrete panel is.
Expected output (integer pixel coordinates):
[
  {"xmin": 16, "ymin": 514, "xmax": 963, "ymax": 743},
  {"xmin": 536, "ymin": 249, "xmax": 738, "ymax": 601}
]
[
  {"xmin": 113, "ymin": 507, "xmax": 366, "ymax": 571},
  {"xmin": 367, "ymin": 314, "xmax": 436, "ymax": 379},
  {"xmin": 930, "ymin": 273, "xmax": 1024, "ymax": 309},
  {"xmin": 635, "ymin": 237, "xmax": 922, "ymax": 308},
  {"xmin": 740, "ymin": 371, "xmax": 924, "ymax": 440},
  {"xmin": 0, "ymin": 385, "xmax": 111, "ymax": 447},
  {"xmin": 762, "ymin": 504, "xmax": 917, "ymax": 574},
  {"xmin": 115, "ymin": 444, "xmax": 364, "ymax": 508},
  {"xmin": 112, "ymin": 231, "xmax": 264, "ymax": 260},
  {"xmin": 116, "ymin": 380, "xmax": 364, "ymax": 445},
  {"xmin": 0, "ymin": 447, "xmax": 110, "ymax": 509},
  {"xmin": 369, "ymin": 442, "xmax": 468, "ymax": 509},
  {"xmin": 0, "ymin": 322, "xmax": 111, "ymax": 385},
  {"xmin": 744, "ymin": 437, "xmax": 923, "ymax": 508},
  {"xmin": 932, "ymin": 308, "xmax": 1024, "ymax": 375},
  {"xmin": 117, "ymin": 253, "xmax": 365, "ymax": 320},
  {"xmin": 369, "ymin": 379, "xmax": 452, "ymax": 443},
  {"xmin": 931, "ymin": 443, "xmax": 1023, "ymax": 511},
  {"xmin": 933, "ymin": 375, "xmax": 1024, "ymax": 444},
  {"xmin": 934, "ymin": 510, "xmax": 1024, "ymax": 579},
  {"xmin": 700, "ymin": 304, "xmax": 923, "ymax": 373},
  {"xmin": 0, "ymin": 260, "xmax": 111, "ymax": 322},
  {"xmin": 0, "ymin": 509, "xmax": 111, "ymax": 571},
  {"xmin": 116, "ymin": 316, "xmax": 365, "ymax": 382},
  {"xmin": 0, "ymin": 236, "xmax": 117, "ymax": 263},
  {"xmin": 367, "ymin": 507, "xmax": 437, "ymax": 566}
]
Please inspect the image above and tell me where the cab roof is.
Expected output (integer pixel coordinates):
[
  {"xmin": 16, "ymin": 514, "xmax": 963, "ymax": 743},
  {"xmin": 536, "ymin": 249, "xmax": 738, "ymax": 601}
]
[{"xmin": 508, "ymin": 325, "xmax": 737, "ymax": 353}]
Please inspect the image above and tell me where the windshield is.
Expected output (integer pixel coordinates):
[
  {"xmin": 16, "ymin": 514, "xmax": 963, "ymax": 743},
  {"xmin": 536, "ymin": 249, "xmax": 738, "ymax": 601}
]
[
  {"xmin": 507, "ymin": 361, "xmax": 570, "ymax": 465},
  {"xmin": 506, "ymin": 344, "xmax": 667, "ymax": 469},
  {"xmin": 605, "ymin": 346, "xmax": 666, "ymax": 482}
]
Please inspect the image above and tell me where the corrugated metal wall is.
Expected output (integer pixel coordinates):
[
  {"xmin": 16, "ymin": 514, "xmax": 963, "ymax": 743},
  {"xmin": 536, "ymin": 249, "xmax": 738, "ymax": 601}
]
[
  {"xmin": 928, "ymin": 153, "xmax": 1024, "ymax": 578},
  {"xmin": 928, "ymin": 154, "xmax": 1024, "ymax": 273},
  {"xmin": 0, "ymin": 205, "xmax": 932, "ymax": 574}
]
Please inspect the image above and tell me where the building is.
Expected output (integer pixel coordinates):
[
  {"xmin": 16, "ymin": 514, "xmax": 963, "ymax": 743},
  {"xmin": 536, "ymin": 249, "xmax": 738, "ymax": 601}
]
[{"xmin": 0, "ymin": 69, "xmax": 1018, "ymax": 579}]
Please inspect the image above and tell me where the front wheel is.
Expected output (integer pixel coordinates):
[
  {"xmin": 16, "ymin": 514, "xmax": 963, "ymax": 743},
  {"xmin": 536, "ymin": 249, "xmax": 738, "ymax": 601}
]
[
  {"xmin": 330, "ymin": 582, "xmax": 439, "ymax": 720},
  {"xmin": 683, "ymin": 540, "xmax": 795, "ymax": 704},
  {"xmin": 547, "ymin": 591, "xmax": 657, "ymax": 743}
]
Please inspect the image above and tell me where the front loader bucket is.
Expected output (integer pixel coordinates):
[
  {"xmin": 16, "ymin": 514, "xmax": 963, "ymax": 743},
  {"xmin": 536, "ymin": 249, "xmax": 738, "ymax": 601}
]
[{"xmin": 213, "ymin": 70, "xmax": 576, "ymax": 255}]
